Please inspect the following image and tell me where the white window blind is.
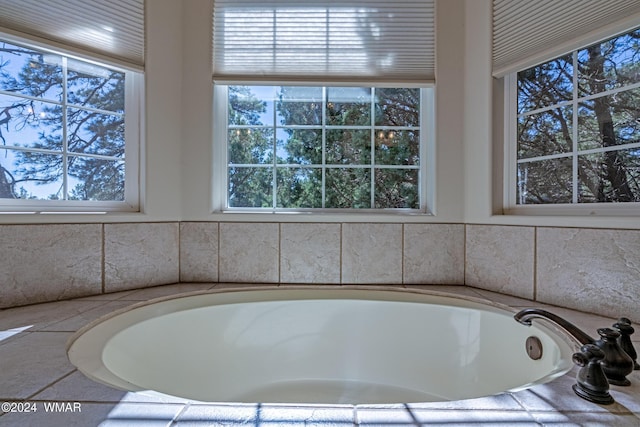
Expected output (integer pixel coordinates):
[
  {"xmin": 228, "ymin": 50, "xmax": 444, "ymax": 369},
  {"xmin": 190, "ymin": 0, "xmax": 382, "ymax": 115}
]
[
  {"xmin": 493, "ymin": 0, "xmax": 640, "ymax": 77},
  {"xmin": 0, "ymin": 0, "xmax": 144, "ymax": 69},
  {"xmin": 212, "ymin": 0, "xmax": 435, "ymax": 84}
]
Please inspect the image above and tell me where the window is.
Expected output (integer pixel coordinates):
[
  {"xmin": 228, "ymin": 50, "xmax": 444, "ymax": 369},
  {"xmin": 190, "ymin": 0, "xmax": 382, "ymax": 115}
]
[
  {"xmin": 0, "ymin": 38, "xmax": 141, "ymax": 212},
  {"xmin": 506, "ymin": 27, "xmax": 640, "ymax": 211},
  {"xmin": 218, "ymin": 85, "xmax": 430, "ymax": 211}
]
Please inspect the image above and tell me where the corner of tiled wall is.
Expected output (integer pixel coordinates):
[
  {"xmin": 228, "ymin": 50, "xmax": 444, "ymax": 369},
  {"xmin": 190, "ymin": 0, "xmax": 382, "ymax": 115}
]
[
  {"xmin": 465, "ymin": 224, "xmax": 535, "ymax": 299},
  {"xmin": 218, "ymin": 222, "xmax": 280, "ymax": 283},
  {"xmin": 179, "ymin": 222, "xmax": 219, "ymax": 282},
  {"xmin": 404, "ymin": 223, "xmax": 465, "ymax": 285},
  {"xmin": 8, "ymin": 220, "xmax": 637, "ymax": 322},
  {"xmin": 464, "ymin": 224, "xmax": 640, "ymax": 324}
]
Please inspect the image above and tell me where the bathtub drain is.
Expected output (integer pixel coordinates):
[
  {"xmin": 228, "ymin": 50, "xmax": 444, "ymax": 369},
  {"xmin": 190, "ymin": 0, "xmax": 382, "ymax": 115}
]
[{"xmin": 526, "ymin": 336, "xmax": 543, "ymax": 360}]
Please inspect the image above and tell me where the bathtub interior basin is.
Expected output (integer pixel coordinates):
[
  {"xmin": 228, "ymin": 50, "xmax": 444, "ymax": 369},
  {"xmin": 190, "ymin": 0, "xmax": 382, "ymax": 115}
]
[{"xmin": 67, "ymin": 287, "xmax": 574, "ymax": 404}]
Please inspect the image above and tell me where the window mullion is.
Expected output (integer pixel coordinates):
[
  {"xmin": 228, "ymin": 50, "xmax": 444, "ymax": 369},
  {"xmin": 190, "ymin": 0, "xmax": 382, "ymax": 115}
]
[
  {"xmin": 272, "ymin": 88, "xmax": 278, "ymax": 209},
  {"xmin": 321, "ymin": 87, "xmax": 327, "ymax": 209},
  {"xmin": 572, "ymin": 51, "xmax": 579, "ymax": 204},
  {"xmin": 370, "ymin": 88, "xmax": 375, "ymax": 208},
  {"xmin": 62, "ymin": 56, "xmax": 69, "ymax": 201}
]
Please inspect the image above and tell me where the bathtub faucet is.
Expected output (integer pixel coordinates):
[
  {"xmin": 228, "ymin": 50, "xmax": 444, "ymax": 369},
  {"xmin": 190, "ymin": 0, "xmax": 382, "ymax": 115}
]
[{"xmin": 514, "ymin": 308, "xmax": 635, "ymax": 386}]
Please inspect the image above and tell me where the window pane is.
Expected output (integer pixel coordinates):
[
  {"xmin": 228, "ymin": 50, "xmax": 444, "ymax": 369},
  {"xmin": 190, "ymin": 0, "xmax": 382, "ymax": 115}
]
[
  {"xmin": 0, "ymin": 38, "xmax": 137, "ymax": 208},
  {"xmin": 0, "ymin": 149, "xmax": 63, "ymax": 200},
  {"xmin": 0, "ymin": 95, "xmax": 62, "ymax": 150},
  {"xmin": 326, "ymin": 87, "xmax": 371, "ymax": 126},
  {"xmin": 326, "ymin": 130, "xmax": 370, "ymax": 164},
  {"xmin": 518, "ymin": 106, "xmax": 573, "ymax": 159},
  {"xmin": 375, "ymin": 169, "xmax": 419, "ymax": 208},
  {"xmin": 277, "ymin": 86, "xmax": 322, "ymax": 125},
  {"xmin": 517, "ymin": 157, "xmax": 573, "ymax": 204},
  {"xmin": 228, "ymin": 166, "xmax": 272, "ymax": 207},
  {"xmin": 375, "ymin": 88, "xmax": 420, "ymax": 127},
  {"xmin": 276, "ymin": 167, "xmax": 322, "ymax": 208},
  {"xmin": 228, "ymin": 128, "xmax": 274, "ymax": 164},
  {"xmin": 276, "ymin": 128, "xmax": 322, "ymax": 164},
  {"xmin": 578, "ymin": 29, "xmax": 640, "ymax": 96},
  {"xmin": 375, "ymin": 130, "xmax": 419, "ymax": 165},
  {"xmin": 224, "ymin": 85, "xmax": 425, "ymax": 210},
  {"xmin": 67, "ymin": 109, "xmax": 124, "ymax": 157},
  {"xmin": 67, "ymin": 60, "xmax": 125, "ymax": 113},
  {"xmin": 0, "ymin": 42, "xmax": 62, "ymax": 101},
  {"xmin": 578, "ymin": 89, "xmax": 640, "ymax": 151},
  {"xmin": 229, "ymin": 86, "xmax": 274, "ymax": 126},
  {"xmin": 68, "ymin": 157, "xmax": 124, "ymax": 201},
  {"xmin": 325, "ymin": 168, "xmax": 370, "ymax": 208},
  {"xmin": 578, "ymin": 149, "xmax": 640, "ymax": 203},
  {"xmin": 517, "ymin": 55, "xmax": 572, "ymax": 114}
]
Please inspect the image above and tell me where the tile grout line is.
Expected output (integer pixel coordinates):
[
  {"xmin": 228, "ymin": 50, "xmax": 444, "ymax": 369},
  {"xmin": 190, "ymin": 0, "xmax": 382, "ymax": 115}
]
[
  {"xmin": 216, "ymin": 222, "xmax": 220, "ymax": 283},
  {"xmin": 339, "ymin": 223, "xmax": 343, "ymax": 284},
  {"xmin": 26, "ymin": 369, "xmax": 77, "ymax": 400},
  {"xmin": 533, "ymin": 226, "xmax": 538, "ymax": 301},
  {"xmin": 463, "ymin": 224, "xmax": 467, "ymax": 286},
  {"xmin": 101, "ymin": 223, "xmax": 106, "ymax": 294},
  {"xmin": 401, "ymin": 223, "xmax": 405, "ymax": 285}
]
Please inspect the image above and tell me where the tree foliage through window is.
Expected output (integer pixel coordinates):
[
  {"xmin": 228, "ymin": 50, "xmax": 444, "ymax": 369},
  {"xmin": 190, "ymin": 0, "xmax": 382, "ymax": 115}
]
[
  {"xmin": 0, "ymin": 40, "xmax": 127, "ymax": 202},
  {"xmin": 227, "ymin": 85, "xmax": 422, "ymax": 210},
  {"xmin": 516, "ymin": 28, "xmax": 640, "ymax": 204}
]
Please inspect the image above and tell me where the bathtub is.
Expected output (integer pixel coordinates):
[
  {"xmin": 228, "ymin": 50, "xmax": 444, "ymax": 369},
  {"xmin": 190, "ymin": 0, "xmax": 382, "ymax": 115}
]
[{"xmin": 67, "ymin": 287, "xmax": 574, "ymax": 404}]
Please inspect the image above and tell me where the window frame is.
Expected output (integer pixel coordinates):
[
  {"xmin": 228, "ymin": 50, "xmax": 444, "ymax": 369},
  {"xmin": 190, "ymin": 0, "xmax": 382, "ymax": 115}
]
[
  {"xmin": 0, "ymin": 32, "xmax": 142, "ymax": 214},
  {"xmin": 503, "ymin": 31, "xmax": 640, "ymax": 217},
  {"xmin": 212, "ymin": 83, "xmax": 434, "ymax": 214}
]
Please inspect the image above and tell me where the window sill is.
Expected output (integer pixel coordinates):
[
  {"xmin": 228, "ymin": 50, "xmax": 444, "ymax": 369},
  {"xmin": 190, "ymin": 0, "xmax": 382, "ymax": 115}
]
[{"xmin": 204, "ymin": 209, "xmax": 442, "ymax": 224}]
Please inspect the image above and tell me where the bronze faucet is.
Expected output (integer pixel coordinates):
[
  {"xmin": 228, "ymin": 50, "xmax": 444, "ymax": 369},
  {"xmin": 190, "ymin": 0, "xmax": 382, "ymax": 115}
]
[{"xmin": 514, "ymin": 308, "xmax": 635, "ymax": 386}]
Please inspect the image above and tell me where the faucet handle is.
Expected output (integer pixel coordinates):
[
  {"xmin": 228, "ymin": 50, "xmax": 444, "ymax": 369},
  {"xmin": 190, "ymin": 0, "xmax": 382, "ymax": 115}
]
[
  {"xmin": 596, "ymin": 327, "xmax": 620, "ymax": 341},
  {"xmin": 572, "ymin": 344, "xmax": 614, "ymax": 405},
  {"xmin": 572, "ymin": 344, "xmax": 605, "ymax": 366},
  {"xmin": 613, "ymin": 318, "xmax": 640, "ymax": 370}
]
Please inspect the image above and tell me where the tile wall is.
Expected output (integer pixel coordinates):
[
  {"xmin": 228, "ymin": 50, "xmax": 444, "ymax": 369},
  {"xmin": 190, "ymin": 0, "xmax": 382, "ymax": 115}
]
[
  {"xmin": 466, "ymin": 224, "xmax": 640, "ymax": 323},
  {"xmin": 0, "ymin": 222, "xmax": 179, "ymax": 308},
  {"xmin": 179, "ymin": 222, "xmax": 466, "ymax": 286},
  {"xmin": 1, "ymin": 222, "xmax": 639, "ymax": 324}
]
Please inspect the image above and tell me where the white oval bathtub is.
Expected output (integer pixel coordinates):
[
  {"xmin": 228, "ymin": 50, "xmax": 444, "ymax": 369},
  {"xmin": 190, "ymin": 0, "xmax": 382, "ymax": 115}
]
[{"xmin": 67, "ymin": 287, "xmax": 574, "ymax": 404}]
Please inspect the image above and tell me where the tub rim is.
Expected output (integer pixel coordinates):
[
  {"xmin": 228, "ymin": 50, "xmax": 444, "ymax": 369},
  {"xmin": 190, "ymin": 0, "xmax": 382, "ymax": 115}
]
[{"xmin": 66, "ymin": 285, "xmax": 577, "ymax": 401}]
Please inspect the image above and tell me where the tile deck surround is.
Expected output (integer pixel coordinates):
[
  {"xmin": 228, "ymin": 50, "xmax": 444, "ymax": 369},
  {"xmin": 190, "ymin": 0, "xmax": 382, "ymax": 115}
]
[{"xmin": 0, "ymin": 284, "xmax": 639, "ymax": 426}]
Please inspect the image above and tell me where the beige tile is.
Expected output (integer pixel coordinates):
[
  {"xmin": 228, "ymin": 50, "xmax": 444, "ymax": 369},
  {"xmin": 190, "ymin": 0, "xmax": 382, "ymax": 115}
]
[
  {"xmin": 211, "ymin": 283, "xmax": 280, "ymax": 290},
  {"xmin": 0, "ymin": 402, "xmax": 184, "ymax": 426},
  {"xmin": 404, "ymin": 284, "xmax": 486, "ymax": 299},
  {"xmin": 0, "ymin": 224, "xmax": 102, "ymax": 308},
  {"xmin": 280, "ymin": 223, "xmax": 341, "ymax": 284},
  {"xmin": 470, "ymin": 287, "xmax": 535, "ymax": 307},
  {"xmin": 74, "ymin": 289, "xmax": 138, "ymax": 301},
  {"xmin": 179, "ymin": 222, "xmax": 219, "ymax": 282},
  {"xmin": 219, "ymin": 223, "xmax": 279, "ymax": 283},
  {"xmin": 513, "ymin": 366, "xmax": 639, "ymax": 414},
  {"xmin": 33, "ymin": 371, "xmax": 187, "ymax": 404},
  {"xmin": 0, "ymin": 300, "xmax": 104, "ymax": 332},
  {"xmin": 120, "ymin": 283, "xmax": 216, "ymax": 301},
  {"xmin": 404, "ymin": 224, "xmax": 464, "ymax": 284},
  {"xmin": 465, "ymin": 225, "xmax": 535, "ymax": 300},
  {"xmin": 0, "ymin": 332, "xmax": 74, "ymax": 399},
  {"xmin": 41, "ymin": 300, "xmax": 139, "ymax": 332},
  {"xmin": 537, "ymin": 227, "xmax": 640, "ymax": 323},
  {"xmin": 342, "ymin": 223, "xmax": 402, "ymax": 284},
  {"xmin": 104, "ymin": 223, "xmax": 179, "ymax": 292}
]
